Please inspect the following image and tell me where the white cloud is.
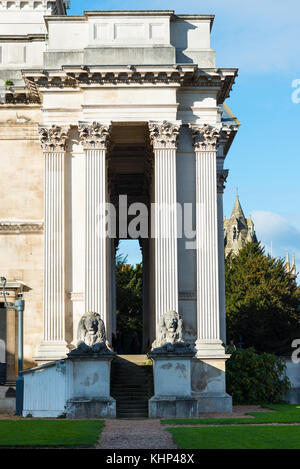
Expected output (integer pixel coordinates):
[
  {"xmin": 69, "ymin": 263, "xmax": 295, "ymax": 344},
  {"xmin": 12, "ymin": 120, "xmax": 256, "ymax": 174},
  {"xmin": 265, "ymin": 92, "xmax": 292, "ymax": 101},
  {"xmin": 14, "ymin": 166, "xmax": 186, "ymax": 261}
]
[{"xmin": 252, "ymin": 210, "xmax": 300, "ymax": 279}]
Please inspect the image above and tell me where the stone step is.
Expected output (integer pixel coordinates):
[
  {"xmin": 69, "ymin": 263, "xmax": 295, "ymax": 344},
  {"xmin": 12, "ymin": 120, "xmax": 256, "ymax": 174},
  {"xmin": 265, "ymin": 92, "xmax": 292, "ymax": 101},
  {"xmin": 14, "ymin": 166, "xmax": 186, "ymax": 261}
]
[
  {"xmin": 111, "ymin": 390, "xmax": 150, "ymax": 395},
  {"xmin": 111, "ymin": 354, "xmax": 153, "ymax": 416},
  {"xmin": 112, "ymin": 370, "xmax": 151, "ymax": 376},
  {"xmin": 115, "ymin": 355, "xmax": 150, "ymax": 366},
  {"xmin": 112, "ymin": 384, "xmax": 150, "ymax": 388},
  {"xmin": 117, "ymin": 401, "xmax": 148, "ymax": 411},
  {"xmin": 111, "ymin": 380, "xmax": 151, "ymax": 389},
  {"xmin": 115, "ymin": 397, "xmax": 149, "ymax": 402},
  {"xmin": 117, "ymin": 413, "xmax": 148, "ymax": 419}
]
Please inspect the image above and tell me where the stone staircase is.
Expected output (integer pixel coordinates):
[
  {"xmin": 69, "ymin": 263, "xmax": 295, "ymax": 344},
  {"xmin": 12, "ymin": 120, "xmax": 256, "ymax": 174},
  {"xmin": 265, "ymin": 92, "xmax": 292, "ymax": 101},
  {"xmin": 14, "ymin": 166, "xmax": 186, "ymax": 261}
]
[{"xmin": 111, "ymin": 355, "xmax": 154, "ymax": 419}]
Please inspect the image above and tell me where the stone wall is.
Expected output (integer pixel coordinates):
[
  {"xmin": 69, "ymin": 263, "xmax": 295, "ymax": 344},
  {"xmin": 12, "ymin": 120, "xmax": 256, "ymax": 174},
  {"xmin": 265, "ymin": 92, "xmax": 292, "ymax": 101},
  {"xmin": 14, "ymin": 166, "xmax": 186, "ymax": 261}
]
[{"xmin": 0, "ymin": 107, "xmax": 44, "ymax": 368}]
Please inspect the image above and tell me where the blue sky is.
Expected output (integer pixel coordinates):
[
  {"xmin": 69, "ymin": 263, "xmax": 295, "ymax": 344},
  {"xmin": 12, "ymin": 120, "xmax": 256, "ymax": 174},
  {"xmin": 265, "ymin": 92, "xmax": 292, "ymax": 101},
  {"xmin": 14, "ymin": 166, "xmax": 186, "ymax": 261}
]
[{"xmin": 69, "ymin": 1, "xmax": 300, "ymax": 270}]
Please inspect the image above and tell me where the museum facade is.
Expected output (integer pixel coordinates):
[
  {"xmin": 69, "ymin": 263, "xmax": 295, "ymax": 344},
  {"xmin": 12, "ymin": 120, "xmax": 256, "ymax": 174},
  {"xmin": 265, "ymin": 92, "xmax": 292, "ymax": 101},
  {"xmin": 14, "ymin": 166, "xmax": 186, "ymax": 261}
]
[{"xmin": 0, "ymin": 2, "xmax": 239, "ymax": 415}]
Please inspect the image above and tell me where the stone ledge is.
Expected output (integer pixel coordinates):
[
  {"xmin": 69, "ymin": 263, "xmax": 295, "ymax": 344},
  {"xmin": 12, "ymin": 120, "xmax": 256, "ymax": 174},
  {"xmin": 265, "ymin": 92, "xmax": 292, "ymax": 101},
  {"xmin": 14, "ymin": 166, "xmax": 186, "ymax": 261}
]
[
  {"xmin": 66, "ymin": 397, "xmax": 116, "ymax": 419},
  {"xmin": 193, "ymin": 392, "xmax": 232, "ymax": 414},
  {"xmin": 149, "ymin": 396, "xmax": 197, "ymax": 418}
]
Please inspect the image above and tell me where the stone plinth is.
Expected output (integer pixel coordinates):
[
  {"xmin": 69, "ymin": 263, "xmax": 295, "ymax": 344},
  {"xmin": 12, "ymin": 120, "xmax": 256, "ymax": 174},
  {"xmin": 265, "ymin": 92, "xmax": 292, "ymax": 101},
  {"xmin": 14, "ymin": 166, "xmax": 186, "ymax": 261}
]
[
  {"xmin": 191, "ymin": 356, "xmax": 232, "ymax": 413},
  {"xmin": 148, "ymin": 352, "xmax": 197, "ymax": 418},
  {"xmin": 66, "ymin": 354, "xmax": 116, "ymax": 419},
  {"xmin": 23, "ymin": 353, "xmax": 116, "ymax": 418},
  {"xmin": 0, "ymin": 386, "xmax": 16, "ymax": 414}
]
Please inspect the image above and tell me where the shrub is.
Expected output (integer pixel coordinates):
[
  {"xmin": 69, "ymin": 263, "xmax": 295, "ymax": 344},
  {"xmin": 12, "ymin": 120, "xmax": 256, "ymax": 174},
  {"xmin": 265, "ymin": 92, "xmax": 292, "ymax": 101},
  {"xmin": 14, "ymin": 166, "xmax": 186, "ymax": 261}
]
[{"xmin": 226, "ymin": 348, "xmax": 290, "ymax": 405}]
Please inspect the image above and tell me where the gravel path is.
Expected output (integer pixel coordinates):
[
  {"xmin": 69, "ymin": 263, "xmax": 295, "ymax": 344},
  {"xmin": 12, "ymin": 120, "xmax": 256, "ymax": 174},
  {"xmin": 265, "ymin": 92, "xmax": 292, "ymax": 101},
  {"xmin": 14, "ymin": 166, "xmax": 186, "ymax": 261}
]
[{"xmin": 97, "ymin": 419, "xmax": 178, "ymax": 449}]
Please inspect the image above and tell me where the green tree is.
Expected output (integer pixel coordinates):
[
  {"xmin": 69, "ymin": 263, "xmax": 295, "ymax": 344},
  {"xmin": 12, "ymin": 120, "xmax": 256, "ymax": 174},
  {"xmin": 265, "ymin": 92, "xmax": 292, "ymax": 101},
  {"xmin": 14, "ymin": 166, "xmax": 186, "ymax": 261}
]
[
  {"xmin": 225, "ymin": 242, "xmax": 300, "ymax": 354},
  {"xmin": 115, "ymin": 254, "xmax": 143, "ymax": 350}
]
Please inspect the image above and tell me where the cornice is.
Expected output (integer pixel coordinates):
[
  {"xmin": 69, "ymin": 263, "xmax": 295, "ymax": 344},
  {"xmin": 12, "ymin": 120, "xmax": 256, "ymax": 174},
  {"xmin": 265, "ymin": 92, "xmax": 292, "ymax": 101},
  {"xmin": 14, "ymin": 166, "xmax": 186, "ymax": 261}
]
[
  {"xmin": 21, "ymin": 67, "xmax": 237, "ymax": 101},
  {"xmin": 0, "ymin": 34, "xmax": 46, "ymax": 42},
  {"xmin": 23, "ymin": 65, "xmax": 196, "ymax": 89},
  {"xmin": 0, "ymin": 221, "xmax": 44, "ymax": 234}
]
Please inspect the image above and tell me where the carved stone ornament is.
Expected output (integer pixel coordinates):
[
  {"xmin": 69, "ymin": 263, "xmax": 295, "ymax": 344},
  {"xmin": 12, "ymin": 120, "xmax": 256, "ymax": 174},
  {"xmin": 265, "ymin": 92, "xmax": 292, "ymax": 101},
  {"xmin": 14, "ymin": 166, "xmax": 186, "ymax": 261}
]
[
  {"xmin": 39, "ymin": 125, "xmax": 69, "ymax": 152},
  {"xmin": 217, "ymin": 169, "xmax": 229, "ymax": 193},
  {"xmin": 151, "ymin": 310, "xmax": 191, "ymax": 354},
  {"xmin": 78, "ymin": 122, "xmax": 110, "ymax": 150},
  {"xmin": 149, "ymin": 121, "xmax": 180, "ymax": 149},
  {"xmin": 0, "ymin": 221, "xmax": 44, "ymax": 234},
  {"xmin": 68, "ymin": 311, "xmax": 113, "ymax": 356},
  {"xmin": 191, "ymin": 124, "xmax": 221, "ymax": 151}
]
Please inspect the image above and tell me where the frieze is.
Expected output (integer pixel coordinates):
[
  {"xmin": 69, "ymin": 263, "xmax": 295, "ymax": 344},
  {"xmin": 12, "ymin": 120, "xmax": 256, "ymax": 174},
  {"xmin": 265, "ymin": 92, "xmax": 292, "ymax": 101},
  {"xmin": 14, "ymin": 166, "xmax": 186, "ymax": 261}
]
[{"xmin": 0, "ymin": 221, "xmax": 44, "ymax": 234}]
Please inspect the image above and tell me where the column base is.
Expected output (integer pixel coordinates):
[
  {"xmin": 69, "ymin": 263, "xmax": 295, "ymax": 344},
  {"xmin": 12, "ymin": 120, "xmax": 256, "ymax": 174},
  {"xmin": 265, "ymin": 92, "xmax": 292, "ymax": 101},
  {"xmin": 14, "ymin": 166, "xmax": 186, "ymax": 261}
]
[
  {"xmin": 195, "ymin": 339, "xmax": 226, "ymax": 358},
  {"xmin": 193, "ymin": 393, "xmax": 232, "ymax": 413},
  {"xmin": 34, "ymin": 341, "xmax": 69, "ymax": 363},
  {"xmin": 149, "ymin": 396, "xmax": 197, "ymax": 418},
  {"xmin": 66, "ymin": 397, "xmax": 116, "ymax": 419},
  {"xmin": 191, "ymin": 355, "xmax": 232, "ymax": 413}
]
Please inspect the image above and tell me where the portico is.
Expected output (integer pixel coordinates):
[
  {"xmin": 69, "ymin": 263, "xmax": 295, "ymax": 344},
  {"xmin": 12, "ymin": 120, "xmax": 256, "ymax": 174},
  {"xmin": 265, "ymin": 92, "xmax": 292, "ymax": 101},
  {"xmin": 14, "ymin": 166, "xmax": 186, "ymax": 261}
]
[{"xmin": 0, "ymin": 7, "xmax": 239, "ymax": 415}]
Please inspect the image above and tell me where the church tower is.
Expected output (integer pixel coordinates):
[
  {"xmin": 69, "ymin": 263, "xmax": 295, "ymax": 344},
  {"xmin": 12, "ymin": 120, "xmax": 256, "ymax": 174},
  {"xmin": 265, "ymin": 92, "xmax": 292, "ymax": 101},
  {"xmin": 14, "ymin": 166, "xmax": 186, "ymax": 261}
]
[{"xmin": 224, "ymin": 196, "xmax": 257, "ymax": 257}]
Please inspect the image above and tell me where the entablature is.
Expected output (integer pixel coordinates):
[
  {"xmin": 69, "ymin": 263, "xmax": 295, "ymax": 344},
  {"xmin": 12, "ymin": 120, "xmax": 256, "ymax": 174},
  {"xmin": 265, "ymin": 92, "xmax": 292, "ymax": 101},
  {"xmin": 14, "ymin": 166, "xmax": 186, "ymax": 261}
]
[{"xmin": 21, "ymin": 66, "xmax": 237, "ymax": 103}]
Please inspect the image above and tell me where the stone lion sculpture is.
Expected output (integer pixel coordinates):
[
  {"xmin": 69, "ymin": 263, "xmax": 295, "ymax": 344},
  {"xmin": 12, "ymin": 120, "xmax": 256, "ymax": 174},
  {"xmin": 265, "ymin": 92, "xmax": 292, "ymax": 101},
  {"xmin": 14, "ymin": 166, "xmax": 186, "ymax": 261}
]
[
  {"xmin": 69, "ymin": 311, "xmax": 109, "ymax": 355},
  {"xmin": 151, "ymin": 310, "xmax": 189, "ymax": 353}
]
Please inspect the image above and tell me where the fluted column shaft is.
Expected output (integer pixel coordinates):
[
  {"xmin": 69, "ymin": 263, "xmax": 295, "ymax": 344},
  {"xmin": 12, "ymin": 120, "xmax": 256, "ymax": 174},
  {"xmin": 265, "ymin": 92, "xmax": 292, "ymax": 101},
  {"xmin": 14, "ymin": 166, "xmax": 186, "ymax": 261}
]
[
  {"xmin": 191, "ymin": 125, "xmax": 225, "ymax": 357},
  {"xmin": 149, "ymin": 122, "xmax": 180, "ymax": 328},
  {"xmin": 36, "ymin": 126, "xmax": 69, "ymax": 360},
  {"xmin": 79, "ymin": 122, "xmax": 111, "ymax": 330},
  {"xmin": 217, "ymin": 169, "xmax": 229, "ymax": 344}
]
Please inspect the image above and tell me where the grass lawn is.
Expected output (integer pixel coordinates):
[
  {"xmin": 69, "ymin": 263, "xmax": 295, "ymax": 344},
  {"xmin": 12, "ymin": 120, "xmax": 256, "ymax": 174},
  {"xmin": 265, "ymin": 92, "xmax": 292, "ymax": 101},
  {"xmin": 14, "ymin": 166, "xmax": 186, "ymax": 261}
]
[
  {"xmin": 0, "ymin": 420, "xmax": 105, "ymax": 447},
  {"xmin": 162, "ymin": 404, "xmax": 300, "ymax": 426},
  {"xmin": 168, "ymin": 425, "xmax": 300, "ymax": 449}
]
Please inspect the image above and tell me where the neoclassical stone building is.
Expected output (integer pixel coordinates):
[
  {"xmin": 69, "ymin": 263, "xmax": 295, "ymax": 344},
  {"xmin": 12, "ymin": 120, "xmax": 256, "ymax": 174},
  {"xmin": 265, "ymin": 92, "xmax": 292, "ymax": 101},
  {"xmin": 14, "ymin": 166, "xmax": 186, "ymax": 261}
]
[{"xmin": 0, "ymin": 2, "xmax": 240, "ymax": 414}]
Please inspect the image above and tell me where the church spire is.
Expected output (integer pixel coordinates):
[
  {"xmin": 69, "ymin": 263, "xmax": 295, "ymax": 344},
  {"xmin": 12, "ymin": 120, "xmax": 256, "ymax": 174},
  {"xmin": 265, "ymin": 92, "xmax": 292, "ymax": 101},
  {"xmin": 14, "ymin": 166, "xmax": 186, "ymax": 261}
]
[
  {"xmin": 224, "ymin": 195, "xmax": 257, "ymax": 257},
  {"xmin": 291, "ymin": 253, "xmax": 296, "ymax": 277},
  {"xmin": 286, "ymin": 250, "xmax": 290, "ymax": 273},
  {"xmin": 230, "ymin": 195, "xmax": 247, "ymax": 224}
]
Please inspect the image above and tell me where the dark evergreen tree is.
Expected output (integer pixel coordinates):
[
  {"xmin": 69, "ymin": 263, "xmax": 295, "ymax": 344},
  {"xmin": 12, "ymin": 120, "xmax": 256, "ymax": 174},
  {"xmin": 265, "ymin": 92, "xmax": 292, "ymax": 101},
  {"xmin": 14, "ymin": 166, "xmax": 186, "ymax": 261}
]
[{"xmin": 226, "ymin": 242, "xmax": 300, "ymax": 354}]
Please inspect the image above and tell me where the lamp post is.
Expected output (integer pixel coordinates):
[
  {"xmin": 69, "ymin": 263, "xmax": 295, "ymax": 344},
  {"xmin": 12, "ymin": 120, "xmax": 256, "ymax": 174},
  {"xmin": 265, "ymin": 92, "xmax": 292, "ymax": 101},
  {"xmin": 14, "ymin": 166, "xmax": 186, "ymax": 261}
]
[{"xmin": 1, "ymin": 277, "xmax": 25, "ymax": 416}]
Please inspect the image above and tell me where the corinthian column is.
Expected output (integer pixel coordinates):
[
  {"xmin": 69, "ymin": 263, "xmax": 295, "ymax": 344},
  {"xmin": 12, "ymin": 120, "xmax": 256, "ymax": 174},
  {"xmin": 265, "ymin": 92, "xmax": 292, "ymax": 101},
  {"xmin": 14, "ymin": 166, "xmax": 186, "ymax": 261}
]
[
  {"xmin": 191, "ymin": 124, "xmax": 225, "ymax": 357},
  {"xmin": 36, "ymin": 125, "xmax": 69, "ymax": 361},
  {"xmin": 217, "ymin": 169, "xmax": 229, "ymax": 344},
  {"xmin": 78, "ymin": 122, "xmax": 111, "ymax": 330},
  {"xmin": 149, "ymin": 121, "xmax": 180, "ymax": 328}
]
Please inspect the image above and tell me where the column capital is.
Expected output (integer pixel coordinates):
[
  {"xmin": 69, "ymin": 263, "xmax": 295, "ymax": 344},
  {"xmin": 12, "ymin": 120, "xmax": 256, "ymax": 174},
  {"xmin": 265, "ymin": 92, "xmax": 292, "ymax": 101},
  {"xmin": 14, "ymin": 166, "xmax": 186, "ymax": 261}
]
[
  {"xmin": 217, "ymin": 169, "xmax": 229, "ymax": 194},
  {"xmin": 39, "ymin": 125, "xmax": 69, "ymax": 152},
  {"xmin": 190, "ymin": 124, "xmax": 221, "ymax": 152},
  {"xmin": 78, "ymin": 121, "xmax": 111, "ymax": 150},
  {"xmin": 149, "ymin": 121, "xmax": 180, "ymax": 150}
]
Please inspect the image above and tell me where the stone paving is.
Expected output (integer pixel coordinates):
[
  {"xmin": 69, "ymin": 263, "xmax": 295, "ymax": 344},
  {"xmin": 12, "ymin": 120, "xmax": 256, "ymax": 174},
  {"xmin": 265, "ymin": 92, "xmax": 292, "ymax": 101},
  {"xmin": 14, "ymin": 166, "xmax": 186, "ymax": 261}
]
[{"xmin": 97, "ymin": 419, "xmax": 178, "ymax": 449}]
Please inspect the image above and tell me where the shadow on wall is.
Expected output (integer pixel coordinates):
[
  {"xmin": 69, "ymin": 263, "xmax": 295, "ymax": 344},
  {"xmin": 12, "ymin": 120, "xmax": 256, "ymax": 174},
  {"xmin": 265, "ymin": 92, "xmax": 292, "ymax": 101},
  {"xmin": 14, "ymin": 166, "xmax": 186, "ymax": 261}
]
[{"xmin": 170, "ymin": 19, "xmax": 196, "ymax": 64}]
